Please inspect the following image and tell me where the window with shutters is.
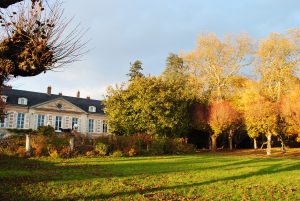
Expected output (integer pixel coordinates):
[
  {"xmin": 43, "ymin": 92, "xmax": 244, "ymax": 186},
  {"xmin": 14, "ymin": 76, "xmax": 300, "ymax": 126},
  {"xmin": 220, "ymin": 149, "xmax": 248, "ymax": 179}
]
[
  {"xmin": 0, "ymin": 117, "xmax": 6, "ymax": 128},
  {"xmin": 72, "ymin": 117, "xmax": 79, "ymax": 131},
  {"xmin": 37, "ymin": 115, "xmax": 45, "ymax": 128},
  {"xmin": 55, "ymin": 116, "xmax": 62, "ymax": 131},
  {"xmin": 88, "ymin": 119, "xmax": 94, "ymax": 133},
  {"xmin": 16, "ymin": 113, "xmax": 25, "ymax": 128},
  {"xmin": 103, "ymin": 120, "xmax": 108, "ymax": 133}
]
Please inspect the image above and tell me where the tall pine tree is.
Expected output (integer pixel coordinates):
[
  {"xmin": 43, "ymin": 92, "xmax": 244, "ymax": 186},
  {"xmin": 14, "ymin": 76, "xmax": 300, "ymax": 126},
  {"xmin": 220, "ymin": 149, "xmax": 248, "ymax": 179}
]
[{"xmin": 127, "ymin": 60, "xmax": 144, "ymax": 81}]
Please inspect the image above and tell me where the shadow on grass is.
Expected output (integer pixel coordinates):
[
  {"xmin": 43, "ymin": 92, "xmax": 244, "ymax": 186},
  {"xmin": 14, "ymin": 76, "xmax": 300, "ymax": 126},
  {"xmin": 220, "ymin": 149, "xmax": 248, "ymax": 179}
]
[
  {"xmin": 0, "ymin": 155, "xmax": 298, "ymax": 200},
  {"xmin": 65, "ymin": 162, "xmax": 300, "ymax": 200},
  {"xmin": 0, "ymin": 155, "xmax": 265, "ymax": 182}
]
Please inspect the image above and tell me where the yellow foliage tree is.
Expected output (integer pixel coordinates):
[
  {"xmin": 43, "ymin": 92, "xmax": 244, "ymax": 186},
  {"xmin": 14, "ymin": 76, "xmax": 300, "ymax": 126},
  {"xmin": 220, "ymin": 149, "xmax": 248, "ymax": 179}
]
[
  {"xmin": 240, "ymin": 82, "xmax": 279, "ymax": 154},
  {"xmin": 183, "ymin": 33, "xmax": 252, "ymax": 101},
  {"xmin": 280, "ymin": 85, "xmax": 300, "ymax": 143},
  {"xmin": 257, "ymin": 31, "xmax": 300, "ymax": 102}
]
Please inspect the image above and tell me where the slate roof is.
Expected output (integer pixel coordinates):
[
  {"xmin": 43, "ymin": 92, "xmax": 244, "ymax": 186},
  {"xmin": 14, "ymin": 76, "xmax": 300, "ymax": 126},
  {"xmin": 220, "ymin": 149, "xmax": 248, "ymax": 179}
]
[{"xmin": 1, "ymin": 88, "xmax": 105, "ymax": 115}]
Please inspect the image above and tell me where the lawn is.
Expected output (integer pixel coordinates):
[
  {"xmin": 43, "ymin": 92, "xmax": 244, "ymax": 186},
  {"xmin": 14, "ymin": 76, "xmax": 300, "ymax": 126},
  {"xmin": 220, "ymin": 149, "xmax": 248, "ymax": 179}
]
[{"xmin": 0, "ymin": 150, "xmax": 299, "ymax": 201}]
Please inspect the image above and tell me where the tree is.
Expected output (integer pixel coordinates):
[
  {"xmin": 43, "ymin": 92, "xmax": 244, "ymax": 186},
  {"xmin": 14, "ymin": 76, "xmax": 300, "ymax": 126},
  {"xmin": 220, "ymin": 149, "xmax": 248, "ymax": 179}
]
[
  {"xmin": 257, "ymin": 31, "xmax": 300, "ymax": 102},
  {"xmin": 241, "ymin": 83, "xmax": 279, "ymax": 154},
  {"xmin": 183, "ymin": 33, "xmax": 252, "ymax": 101},
  {"xmin": 280, "ymin": 85, "xmax": 300, "ymax": 144},
  {"xmin": 208, "ymin": 101, "xmax": 241, "ymax": 151},
  {"xmin": 0, "ymin": 0, "xmax": 86, "ymax": 119},
  {"xmin": 1, "ymin": 0, "xmax": 85, "ymax": 78},
  {"xmin": 183, "ymin": 33, "xmax": 251, "ymax": 151},
  {"xmin": 104, "ymin": 76, "xmax": 195, "ymax": 137},
  {"xmin": 162, "ymin": 53, "xmax": 187, "ymax": 80},
  {"xmin": 127, "ymin": 60, "xmax": 144, "ymax": 81},
  {"xmin": 254, "ymin": 30, "xmax": 300, "ymax": 153}
]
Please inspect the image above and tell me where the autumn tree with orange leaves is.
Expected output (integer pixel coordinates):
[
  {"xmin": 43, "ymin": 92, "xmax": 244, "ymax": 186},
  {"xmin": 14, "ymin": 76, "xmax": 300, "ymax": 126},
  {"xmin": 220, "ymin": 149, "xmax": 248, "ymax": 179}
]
[
  {"xmin": 280, "ymin": 86, "xmax": 300, "ymax": 144},
  {"xmin": 208, "ymin": 101, "xmax": 242, "ymax": 151}
]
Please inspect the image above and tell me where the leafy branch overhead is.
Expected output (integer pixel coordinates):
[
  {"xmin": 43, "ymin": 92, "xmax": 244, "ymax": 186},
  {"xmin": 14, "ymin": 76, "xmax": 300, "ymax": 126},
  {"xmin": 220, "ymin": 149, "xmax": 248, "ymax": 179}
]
[
  {"xmin": 0, "ymin": 0, "xmax": 86, "ymax": 122},
  {"xmin": 0, "ymin": 0, "xmax": 86, "ymax": 83}
]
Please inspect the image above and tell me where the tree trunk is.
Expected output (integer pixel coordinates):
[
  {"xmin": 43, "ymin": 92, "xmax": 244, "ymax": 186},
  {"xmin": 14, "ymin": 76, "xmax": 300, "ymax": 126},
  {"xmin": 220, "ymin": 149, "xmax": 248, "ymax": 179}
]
[
  {"xmin": 184, "ymin": 138, "xmax": 188, "ymax": 144},
  {"xmin": 281, "ymin": 143, "xmax": 286, "ymax": 153},
  {"xmin": 69, "ymin": 136, "xmax": 75, "ymax": 152},
  {"xmin": 279, "ymin": 137, "xmax": 286, "ymax": 153},
  {"xmin": 228, "ymin": 130, "xmax": 233, "ymax": 151},
  {"xmin": 25, "ymin": 134, "xmax": 31, "ymax": 156},
  {"xmin": 253, "ymin": 138, "xmax": 257, "ymax": 150},
  {"xmin": 211, "ymin": 135, "xmax": 217, "ymax": 152},
  {"xmin": 229, "ymin": 136, "xmax": 233, "ymax": 151},
  {"xmin": 266, "ymin": 133, "xmax": 272, "ymax": 156}
]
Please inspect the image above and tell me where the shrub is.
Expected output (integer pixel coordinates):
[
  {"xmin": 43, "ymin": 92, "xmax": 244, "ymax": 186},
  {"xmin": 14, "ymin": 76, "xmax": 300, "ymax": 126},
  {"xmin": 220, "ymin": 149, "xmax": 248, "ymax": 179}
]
[
  {"xmin": 37, "ymin": 126, "xmax": 55, "ymax": 136},
  {"xmin": 149, "ymin": 138, "xmax": 166, "ymax": 155},
  {"xmin": 48, "ymin": 148, "xmax": 59, "ymax": 159},
  {"xmin": 31, "ymin": 135, "xmax": 48, "ymax": 156},
  {"xmin": 95, "ymin": 142, "xmax": 108, "ymax": 156},
  {"xmin": 0, "ymin": 132, "xmax": 195, "ymax": 158},
  {"xmin": 111, "ymin": 150, "xmax": 123, "ymax": 157},
  {"xmin": 0, "ymin": 136, "xmax": 25, "ymax": 157},
  {"xmin": 85, "ymin": 150, "xmax": 96, "ymax": 157},
  {"xmin": 6, "ymin": 129, "xmax": 33, "ymax": 135},
  {"xmin": 127, "ymin": 148, "xmax": 136, "ymax": 157},
  {"xmin": 168, "ymin": 138, "xmax": 196, "ymax": 154},
  {"xmin": 49, "ymin": 135, "xmax": 69, "ymax": 148},
  {"xmin": 132, "ymin": 134, "xmax": 152, "ymax": 154},
  {"xmin": 16, "ymin": 147, "xmax": 26, "ymax": 157},
  {"xmin": 76, "ymin": 145, "xmax": 94, "ymax": 155},
  {"xmin": 148, "ymin": 137, "xmax": 196, "ymax": 155},
  {"xmin": 109, "ymin": 136, "xmax": 133, "ymax": 154},
  {"xmin": 59, "ymin": 146, "xmax": 71, "ymax": 158}
]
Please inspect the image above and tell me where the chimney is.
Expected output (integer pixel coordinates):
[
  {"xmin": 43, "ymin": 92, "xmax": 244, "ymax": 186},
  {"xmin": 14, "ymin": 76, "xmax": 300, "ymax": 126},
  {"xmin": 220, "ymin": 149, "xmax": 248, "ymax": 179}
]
[
  {"xmin": 59, "ymin": 92, "xmax": 62, "ymax": 96},
  {"xmin": 77, "ymin": 90, "xmax": 80, "ymax": 98},
  {"xmin": 86, "ymin": 96, "xmax": 90, "ymax": 100},
  {"xmin": 47, "ymin": 86, "xmax": 52, "ymax": 95}
]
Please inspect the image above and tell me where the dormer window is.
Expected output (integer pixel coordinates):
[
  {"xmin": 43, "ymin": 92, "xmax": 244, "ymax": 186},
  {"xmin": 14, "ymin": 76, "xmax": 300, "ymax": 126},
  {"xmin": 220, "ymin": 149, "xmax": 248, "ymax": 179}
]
[
  {"xmin": 18, "ymin": 97, "xmax": 28, "ymax": 105},
  {"xmin": 89, "ymin": 106, "xmax": 96, "ymax": 113},
  {"xmin": 1, "ymin": 95, "xmax": 7, "ymax": 103}
]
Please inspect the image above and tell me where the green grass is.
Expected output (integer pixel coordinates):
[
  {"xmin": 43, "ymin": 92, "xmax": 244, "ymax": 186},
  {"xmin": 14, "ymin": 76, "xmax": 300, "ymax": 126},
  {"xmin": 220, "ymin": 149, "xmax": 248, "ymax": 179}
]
[{"xmin": 0, "ymin": 154, "xmax": 299, "ymax": 200}]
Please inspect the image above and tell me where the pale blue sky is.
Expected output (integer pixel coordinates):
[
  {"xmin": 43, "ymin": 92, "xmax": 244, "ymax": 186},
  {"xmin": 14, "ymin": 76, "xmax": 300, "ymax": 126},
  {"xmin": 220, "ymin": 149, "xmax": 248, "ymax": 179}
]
[{"xmin": 9, "ymin": 0, "xmax": 300, "ymax": 99}]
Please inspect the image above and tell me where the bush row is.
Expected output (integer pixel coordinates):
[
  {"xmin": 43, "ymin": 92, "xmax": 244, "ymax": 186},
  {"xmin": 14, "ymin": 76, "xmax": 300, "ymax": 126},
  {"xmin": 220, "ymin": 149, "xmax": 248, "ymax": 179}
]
[{"xmin": 0, "ymin": 133, "xmax": 195, "ymax": 158}]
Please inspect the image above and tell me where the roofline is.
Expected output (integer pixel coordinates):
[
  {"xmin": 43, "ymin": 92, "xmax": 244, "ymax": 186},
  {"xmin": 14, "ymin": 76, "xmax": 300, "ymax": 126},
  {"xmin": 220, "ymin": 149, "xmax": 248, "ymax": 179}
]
[
  {"xmin": 31, "ymin": 97, "xmax": 88, "ymax": 114},
  {"xmin": 3, "ymin": 88, "xmax": 103, "ymax": 102}
]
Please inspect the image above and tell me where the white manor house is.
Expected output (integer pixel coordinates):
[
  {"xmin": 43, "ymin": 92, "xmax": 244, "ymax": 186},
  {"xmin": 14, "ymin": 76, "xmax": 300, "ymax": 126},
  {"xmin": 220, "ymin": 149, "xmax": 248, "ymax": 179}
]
[{"xmin": 0, "ymin": 86, "xmax": 108, "ymax": 135}]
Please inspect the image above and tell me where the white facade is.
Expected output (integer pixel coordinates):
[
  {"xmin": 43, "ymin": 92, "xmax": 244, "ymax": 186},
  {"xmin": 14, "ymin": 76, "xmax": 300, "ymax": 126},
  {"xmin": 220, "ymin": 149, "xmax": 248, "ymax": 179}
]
[{"xmin": 1, "ymin": 97, "xmax": 108, "ymax": 135}]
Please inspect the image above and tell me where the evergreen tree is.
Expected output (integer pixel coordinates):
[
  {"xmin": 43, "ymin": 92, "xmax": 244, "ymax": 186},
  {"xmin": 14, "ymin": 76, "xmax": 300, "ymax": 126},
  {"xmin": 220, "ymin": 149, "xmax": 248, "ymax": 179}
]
[
  {"xmin": 162, "ymin": 53, "xmax": 187, "ymax": 80},
  {"xmin": 127, "ymin": 60, "xmax": 144, "ymax": 81}
]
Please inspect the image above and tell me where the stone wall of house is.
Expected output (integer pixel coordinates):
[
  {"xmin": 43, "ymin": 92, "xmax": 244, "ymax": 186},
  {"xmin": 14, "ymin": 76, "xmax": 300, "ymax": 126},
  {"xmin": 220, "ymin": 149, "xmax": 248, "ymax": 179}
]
[{"xmin": 1, "ymin": 107, "xmax": 108, "ymax": 135}]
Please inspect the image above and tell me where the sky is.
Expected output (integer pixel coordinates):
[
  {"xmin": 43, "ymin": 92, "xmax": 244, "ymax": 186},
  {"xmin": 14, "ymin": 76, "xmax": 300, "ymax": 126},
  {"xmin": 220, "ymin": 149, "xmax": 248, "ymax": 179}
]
[{"xmin": 8, "ymin": 0, "xmax": 300, "ymax": 99}]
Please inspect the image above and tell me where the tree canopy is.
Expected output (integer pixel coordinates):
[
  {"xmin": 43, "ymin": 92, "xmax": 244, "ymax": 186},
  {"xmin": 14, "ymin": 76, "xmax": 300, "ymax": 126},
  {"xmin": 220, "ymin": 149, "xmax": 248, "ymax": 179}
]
[
  {"xmin": 105, "ymin": 29, "xmax": 300, "ymax": 154},
  {"xmin": 104, "ymin": 76, "xmax": 195, "ymax": 137}
]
